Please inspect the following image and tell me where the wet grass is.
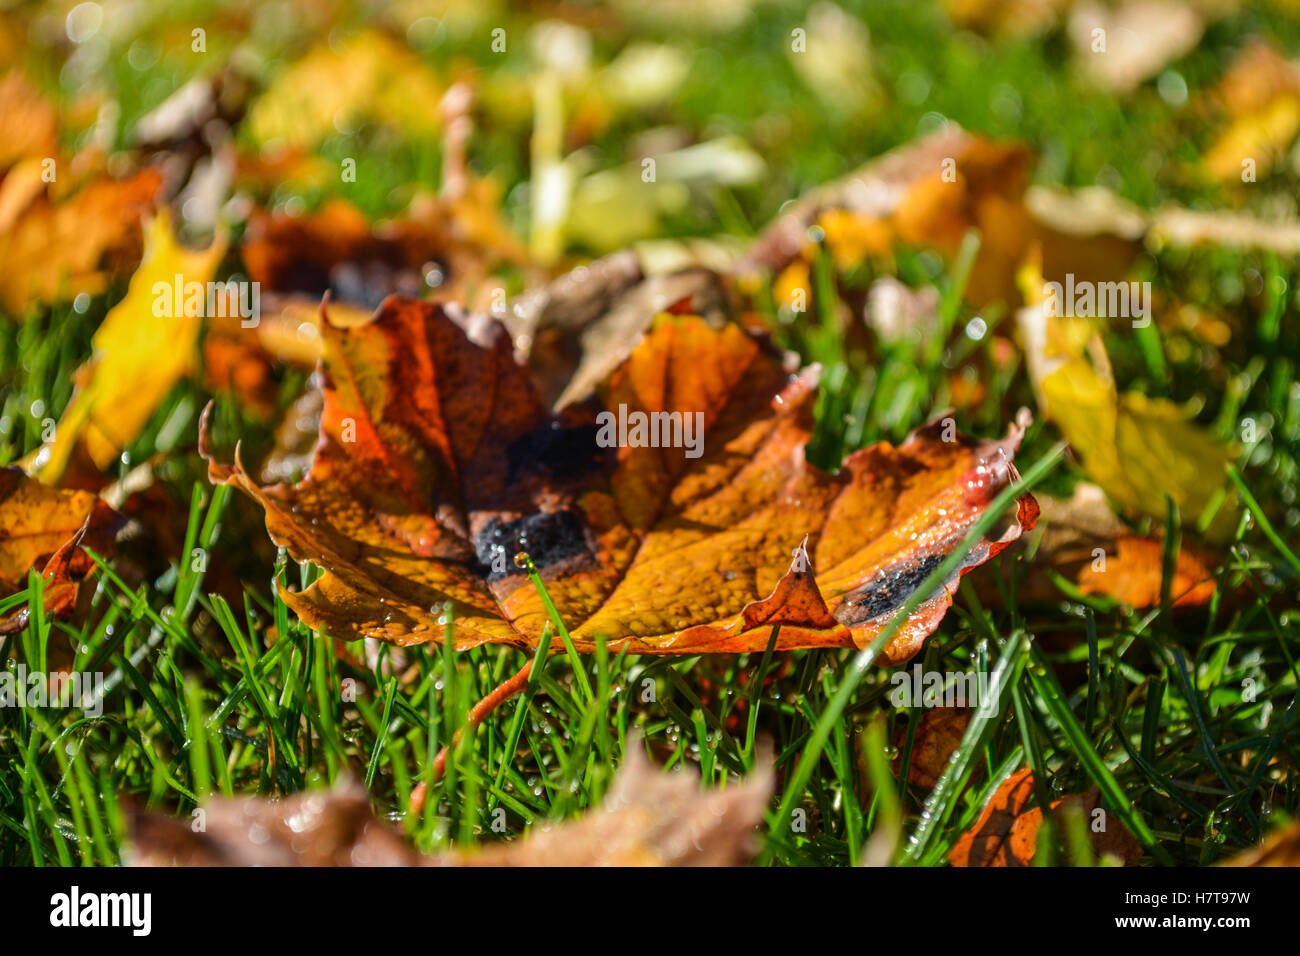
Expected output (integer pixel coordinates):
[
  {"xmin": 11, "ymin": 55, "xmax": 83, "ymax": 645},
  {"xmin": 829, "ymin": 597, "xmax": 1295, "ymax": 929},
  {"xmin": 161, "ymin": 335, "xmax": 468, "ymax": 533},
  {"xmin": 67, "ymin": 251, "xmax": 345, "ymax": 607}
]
[{"xmin": 2, "ymin": 0, "xmax": 1300, "ymax": 866}]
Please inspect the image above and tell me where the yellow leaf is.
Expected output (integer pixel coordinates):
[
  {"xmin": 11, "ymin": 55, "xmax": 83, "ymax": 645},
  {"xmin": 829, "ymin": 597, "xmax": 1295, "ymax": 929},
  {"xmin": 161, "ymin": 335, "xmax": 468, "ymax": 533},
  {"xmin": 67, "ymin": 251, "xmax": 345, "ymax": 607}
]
[
  {"xmin": 1018, "ymin": 261, "xmax": 1237, "ymax": 538},
  {"xmin": 246, "ymin": 31, "xmax": 442, "ymax": 150},
  {"xmin": 29, "ymin": 212, "xmax": 226, "ymax": 482}
]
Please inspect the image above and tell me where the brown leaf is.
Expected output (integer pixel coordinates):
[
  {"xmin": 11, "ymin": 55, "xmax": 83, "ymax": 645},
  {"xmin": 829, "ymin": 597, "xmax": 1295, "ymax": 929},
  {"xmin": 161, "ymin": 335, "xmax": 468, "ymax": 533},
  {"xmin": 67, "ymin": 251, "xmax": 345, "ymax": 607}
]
[
  {"xmin": 895, "ymin": 707, "xmax": 970, "ymax": 788},
  {"xmin": 0, "ymin": 167, "xmax": 162, "ymax": 315},
  {"xmin": 127, "ymin": 742, "xmax": 771, "ymax": 867},
  {"xmin": 1005, "ymin": 482, "xmax": 1217, "ymax": 607},
  {"xmin": 505, "ymin": 253, "xmax": 735, "ymax": 409},
  {"xmin": 242, "ymin": 191, "xmax": 527, "ymax": 312},
  {"xmin": 205, "ymin": 298, "xmax": 1039, "ymax": 665},
  {"xmin": 0, "ymin": 468, "xmax": 124, "ymax": 634},
  {"xmin": 0, "ymin": 71, "xmax": 57, "ymax": 171},
  {"xmin": 948, "ymin": 768, "xmax": 1142, "ymax": 866},
  {"xmin": 202, "ymin": 299, "xmax": 1034, "ymax": 665},
  {"xmin": 746, "ymin": 126, "xmax": 1036, "ymax": 308},
  {"xmin": 1221, "ymin": 819, "xmax": 1300, "ymax": 867}
]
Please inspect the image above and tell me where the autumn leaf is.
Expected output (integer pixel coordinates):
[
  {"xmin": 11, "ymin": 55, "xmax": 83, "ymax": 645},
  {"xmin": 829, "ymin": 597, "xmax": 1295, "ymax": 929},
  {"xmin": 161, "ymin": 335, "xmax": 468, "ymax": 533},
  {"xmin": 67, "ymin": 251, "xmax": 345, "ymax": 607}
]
[
  {"xmin": 0, "ymin": 70, "xmax": 57, "ymax": 171},
  {"xmin": 1222, "ymin": 819, "xmax": 1300, "ymax": 867},
  {"xmin": 0, "ymin": 166, "xmax": 162, "ymax": 316},
  {"xmin": 993, "ymin": 482, "xmax": 1218, "ymax": 608},
  {"xmin": 1068, "ymin": 1, "xmax": 1203, "ymax": 94},
  {"xmin": 1016, "ymin": 264, "xmax": 1237, "ymax": 539},
  {"xmin": 127, "ymin": 740, "xmax": 771, "ymax": 867},
  {"xmin": 28, "ymin": 211, "xmax": 225, "ymax": 482},
  {"xmin": 948, "ymin": 768, "xmax": 1142, "ymax": 866},
  {"xmin": 0, "ymin": 467, "xmax": 124, "ymax": 635},
  {"xmin": 205, "ymin": 296, "xmax": 1038, "ymax": 665},
  {"xmin": 1028, "ymin": 182, "xmax": 1300, "ymax": 258},
  {"xmin": 504, "ymin": 251, "xmax": 734, "ymax": 409},
  {"xmin": 245, "ymin": 30, "xmax": 443, "ymax": 150},
  {"xmin": 746, "ymin": 126, "xmax": 1035, "ymax": 308},
  {"xmin": 1202, "ymin": 42, "xmax": 1300, "ymax": 183},
  {"xmin": 895, "ymin": 707, "xmax": 969, "ymax": 788}
]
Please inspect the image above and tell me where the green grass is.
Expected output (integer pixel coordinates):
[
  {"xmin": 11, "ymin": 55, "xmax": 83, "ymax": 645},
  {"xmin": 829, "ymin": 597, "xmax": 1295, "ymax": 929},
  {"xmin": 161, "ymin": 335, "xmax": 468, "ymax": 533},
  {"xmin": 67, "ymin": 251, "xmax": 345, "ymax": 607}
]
[{"xmin": 2, "ymin": 0, "xmax": 1299, "ymax": 867}]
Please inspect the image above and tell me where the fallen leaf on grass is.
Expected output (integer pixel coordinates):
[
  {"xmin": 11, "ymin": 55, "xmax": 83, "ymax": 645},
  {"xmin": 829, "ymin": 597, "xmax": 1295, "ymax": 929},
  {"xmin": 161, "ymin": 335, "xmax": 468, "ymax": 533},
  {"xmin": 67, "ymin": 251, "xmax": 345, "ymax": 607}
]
[
  {"xmin": 245, "ymin": 30, "xmax": 443, "ymax": 150},
  {"xmin": 997, "ymin": 482, "xmax": 1218, "ymax": 607},
  {"xmin": 0, "ymin": 468, "xmax": 124, "ymax": 634},
  {"xmin": 504, "ymin": 252, "xmax": 734, "ymax": 409},
  {"xmin": 747, "ymin": 126, "xmax": 1035, "ymax": 308},
  {"xmin": 1028, "ymin": 182, "xmax": 1300, "ymax": 258},
  {"xmin": 127, "ymin": 741, "xmax": 771, "ymax": 867},
  {"xmin": 0, "ymin": 167, "xmax": 162, "ymax": 316},
  {"xmin": 205, "ymin": 298, "xmax": 1038, "ymax": 664},
  {"xmin": 1222, "ymin": 819, "xmax": 1300, "ymax": 867},
  {"xmin": 0, "ymin": 71, "xmax": 57, "ymax": 171},
  {"xmin": 895, "ymin": 707, "xmax": 970, "ymax": 788},
  {"xmin": 948, "ymin": 767, "xmax": 1142, "ymax": 866},
  {"xmin": 1068, "ymin": 1, "xmax": 1203, "ymax": 94},
  {"xmin": 28, "ymin": 211, "xmax": 225, "ymax": 482},
  {"xmin": 1017, "ymin": 266, "xmax": 1236, "ymax": 539},
  {"xmin": 1201, "ymin": 42, "xmax": 1300, "ymax": 183}
]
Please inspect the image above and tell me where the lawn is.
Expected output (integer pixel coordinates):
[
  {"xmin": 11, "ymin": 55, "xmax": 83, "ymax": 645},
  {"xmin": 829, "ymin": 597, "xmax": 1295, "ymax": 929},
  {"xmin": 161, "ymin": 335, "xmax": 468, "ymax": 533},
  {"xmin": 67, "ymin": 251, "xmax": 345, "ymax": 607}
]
[{"xmin": 1, "ymin": 0, "xmax": 1299, "ymax": 869}]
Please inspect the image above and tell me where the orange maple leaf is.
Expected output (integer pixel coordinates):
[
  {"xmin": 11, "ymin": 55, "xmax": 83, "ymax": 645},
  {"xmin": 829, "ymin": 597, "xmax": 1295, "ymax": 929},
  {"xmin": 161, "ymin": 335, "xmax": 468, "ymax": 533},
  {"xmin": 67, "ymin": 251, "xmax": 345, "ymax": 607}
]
[{"xmin": 204, "ymin": 297, "xmax": 1038, "ymax": 665}]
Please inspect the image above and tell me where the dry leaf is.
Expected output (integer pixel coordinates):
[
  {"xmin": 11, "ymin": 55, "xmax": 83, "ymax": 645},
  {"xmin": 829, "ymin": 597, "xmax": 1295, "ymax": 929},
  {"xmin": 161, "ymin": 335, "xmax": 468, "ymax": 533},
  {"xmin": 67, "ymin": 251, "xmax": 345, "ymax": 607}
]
[
  {"xmin": 948, "ymin": 768, "xmax": 1142, "ymax": 866},
  {"xmin": 246, "ymin": 30, "xmax": 443, "ymax": 150},
  {"xmin": 1069, "ymin": 1, "xmax": 1203, "ymax": 94},
  {"xmin": 204, "ymin": 298, "xmax": 1038, "ymax": 665},
  {"xmin": 1004, "ymin": 482, "xmax": 1217, "ymax": 607},
  {"xmin": 1029, "ymin": 183, "xmax": 1300, "ymax": 257},
  {"xmin": 1222, "ymin": 818, "xmax": 1300, "ymax": 866},
  {"xmin": 0, "ymin": 468, "xmax": 124, "ymax": 634},
  {"xmin": 505, "ymin": 253, "xmax": 734, "ymax": 409},
  {"xmin": 895, "ymin": 707, "xmax": 970, "ymax": 788},
  {"xmin": 0, "ymin": 168, "xmax": 162, "ymax": 316},
  {"xmin": 747, "ymin": 126, "xmax": 1035, "ymax": 307},
  {"xmin": 28, "ymin": 211, "xmax": 226, "ymax": 482},
  {"xmin": 127, "ymin": 741, "xmax": 771, "ymax": 867},
  {"xmin": 1017, "ymin": 268, "xmax": 1236, "ymax": 539}
]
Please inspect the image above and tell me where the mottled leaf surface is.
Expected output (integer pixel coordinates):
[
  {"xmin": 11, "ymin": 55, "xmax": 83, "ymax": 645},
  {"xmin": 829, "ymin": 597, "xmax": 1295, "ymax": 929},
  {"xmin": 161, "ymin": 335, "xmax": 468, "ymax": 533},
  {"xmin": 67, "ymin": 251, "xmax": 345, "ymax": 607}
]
[{"xmin": 207, "ymin": 297, "xmax": 1038, "ymax": 664}]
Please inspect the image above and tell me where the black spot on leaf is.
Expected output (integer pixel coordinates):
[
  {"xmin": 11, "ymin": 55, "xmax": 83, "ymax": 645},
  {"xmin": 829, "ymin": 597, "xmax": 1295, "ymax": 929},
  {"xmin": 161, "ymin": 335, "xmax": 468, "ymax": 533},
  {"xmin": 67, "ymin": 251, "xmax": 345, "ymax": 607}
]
[
  {"xmin": 474, "ymin": 509, "xmax": 589, "ymax": 582},
  {"xmin": 506, "ymin": 422, "xmax": 608, "ymax": 485},
  {"xmin": 839, "ymin": 553, "xmax": 946, "ymax": 621}
]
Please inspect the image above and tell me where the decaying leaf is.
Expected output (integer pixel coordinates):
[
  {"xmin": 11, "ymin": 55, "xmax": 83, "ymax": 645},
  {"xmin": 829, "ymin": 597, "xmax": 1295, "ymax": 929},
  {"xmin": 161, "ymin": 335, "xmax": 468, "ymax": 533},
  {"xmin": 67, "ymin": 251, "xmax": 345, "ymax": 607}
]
[
  {"xmin": 245, "ymin": 30, "xmax": 443, "ymax": 150},
  {"xmin": 948, "ymin": 767, "xmax": 1142, "ymax": 866},
  {"xmin": 28, "ymin": 211, "xmax": 225, "ymax": 482},
  {"xmin": 1222, "ymin": 818, "xmax": 1300, "ymax": 867},
  {"xmin": 127, "ymin": 741, "xmax": 771, "ymax": 867},
  {"xmin": 0, "ymin": 468, "xmax": 124, "ymax": 634},
  {"xmin": 204, "ymin": 297, "xmax": 1038, "ymax": 665},
  {"xmin": 746, "ymin": 126, "xmax": 1035, "ymax": 308},
  {"xmin": 0, "ymin": 167, "xmax": 162, "ymax": 316},
  {"xmin": 1068, "ymin": 1, "xmax": 1203, "ymax": 94},
  {"xmin": 1001, "ymin": 482, "xmax": 1218, "ymax": 607},
  {"xmin": 1017, "ymin": 267, "xmax": 1236, "ymax": 539},
  {"xmin": 895, "ymin": 707, "xmax": 969, "ymax": 788}
]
